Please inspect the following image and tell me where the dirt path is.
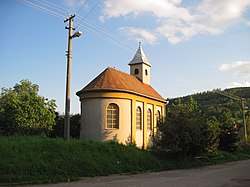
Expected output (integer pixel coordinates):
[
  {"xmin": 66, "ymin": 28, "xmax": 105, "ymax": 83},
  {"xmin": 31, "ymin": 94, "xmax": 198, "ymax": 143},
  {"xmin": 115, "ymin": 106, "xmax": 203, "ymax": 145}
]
[{"xmin": 25, "ymin": 159, "xmax": 250, "ymax": 187}]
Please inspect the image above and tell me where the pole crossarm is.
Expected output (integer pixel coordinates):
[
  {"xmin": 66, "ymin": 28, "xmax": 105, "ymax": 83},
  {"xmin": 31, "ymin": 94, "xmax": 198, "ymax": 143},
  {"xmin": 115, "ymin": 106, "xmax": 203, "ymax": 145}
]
[{"xmin": 64, "ymin": 14, "xmax": 75, "ymax": 23}]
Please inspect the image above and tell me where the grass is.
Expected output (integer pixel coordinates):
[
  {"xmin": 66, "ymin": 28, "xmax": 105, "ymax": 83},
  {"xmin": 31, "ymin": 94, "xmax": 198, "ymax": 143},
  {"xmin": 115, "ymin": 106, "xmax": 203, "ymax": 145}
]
[
  {"xmin": 0, "ymin": 136, "xmax": 250, "ymax": 185},
  {"xmin": 0, "ymin": 136, "xmax": 167, "ymax": 184}
]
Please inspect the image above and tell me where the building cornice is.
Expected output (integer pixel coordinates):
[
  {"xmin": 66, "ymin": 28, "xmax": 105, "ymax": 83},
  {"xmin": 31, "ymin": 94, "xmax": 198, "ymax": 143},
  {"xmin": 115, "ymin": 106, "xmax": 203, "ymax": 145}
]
[{"xmin": 77, "ymin": 89, "xmax": 167, "ymax": 103}]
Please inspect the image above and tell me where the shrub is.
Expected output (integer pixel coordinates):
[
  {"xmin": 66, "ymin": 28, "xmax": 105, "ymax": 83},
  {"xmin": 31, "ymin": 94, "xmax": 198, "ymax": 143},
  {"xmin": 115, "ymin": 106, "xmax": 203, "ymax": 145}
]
[
  {"xmin": 153, "ymin": 98, "xmax": 219, "ymax": 157},
  {"xmin": 219, "ymin": 123, "xmax": 240, "ymax": 152}
]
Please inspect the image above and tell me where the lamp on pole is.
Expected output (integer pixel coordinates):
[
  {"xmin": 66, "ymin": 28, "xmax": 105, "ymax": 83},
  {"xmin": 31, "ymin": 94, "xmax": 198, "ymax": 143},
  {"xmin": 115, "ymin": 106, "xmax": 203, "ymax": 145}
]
[{"xmin": 64, "ymin": 14, "xmax": 82, "ymax": 140}]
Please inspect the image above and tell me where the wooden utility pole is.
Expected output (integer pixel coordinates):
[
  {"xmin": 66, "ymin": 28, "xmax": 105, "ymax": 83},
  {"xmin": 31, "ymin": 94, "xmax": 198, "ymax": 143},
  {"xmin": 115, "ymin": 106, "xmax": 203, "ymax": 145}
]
[
  {"xmin": 241, "ymin": 99, "xmax": 247, "ymax": 142},
  {"xmin": 64, "ymin": 14, "xmax": 75, "ymax": 140}
]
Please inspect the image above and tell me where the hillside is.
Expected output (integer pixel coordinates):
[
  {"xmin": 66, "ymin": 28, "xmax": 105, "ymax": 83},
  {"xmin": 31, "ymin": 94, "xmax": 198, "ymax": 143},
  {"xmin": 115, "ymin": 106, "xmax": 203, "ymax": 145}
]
[{"xmin": 168, "ymin": 87, "xmax": 250, "ymax": 124}]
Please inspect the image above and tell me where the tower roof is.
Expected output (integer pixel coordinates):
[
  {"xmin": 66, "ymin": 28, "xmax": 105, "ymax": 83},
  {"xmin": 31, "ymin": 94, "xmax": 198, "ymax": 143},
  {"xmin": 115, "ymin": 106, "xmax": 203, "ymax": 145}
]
[
  {"xmin": 128, "ymin": 43, "xmax": 151, "ymax": 67},
  {"xmin": 76, "ymin": 67, "xmax": 165, "ymax": 102}
]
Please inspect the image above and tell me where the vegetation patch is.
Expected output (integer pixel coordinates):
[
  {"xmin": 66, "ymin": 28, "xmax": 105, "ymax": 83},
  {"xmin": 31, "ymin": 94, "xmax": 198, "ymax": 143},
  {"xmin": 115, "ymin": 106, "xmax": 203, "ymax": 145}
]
[
  {"xmin": 0, "ymin": 136, "xmax": 167, "ymax": 184},
  {"xmin": 0, "ymin": 136, "xmax": 250, "ymax": 185}
]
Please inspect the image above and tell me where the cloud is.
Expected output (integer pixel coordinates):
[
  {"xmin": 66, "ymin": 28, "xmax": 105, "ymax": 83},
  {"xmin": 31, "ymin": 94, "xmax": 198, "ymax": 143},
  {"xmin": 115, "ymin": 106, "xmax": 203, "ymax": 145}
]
[
  {"xmin": 196, "ymin": 0, "xmax": 250, "ymax": 32},
  {"xmin": 63, "ymin": 0, "xmax": 86, "ymax": 8},
  {"xmin": 101, "ymin": 0, "xmax": 191, "ymax": 19},
  {"xmin": 119, "ymin": 27, "xmax": 157, "ymax": 44},
  {"xmin": 101, "ymin": 0, "xmax": 250, "ymax": 44},
  {"xmin": 219, "ymin": 61, "xmax": 250, "ymax": 76},
  {"xmin": 227, "ymin": 81, "xmax": 250, "ymax": 88}
]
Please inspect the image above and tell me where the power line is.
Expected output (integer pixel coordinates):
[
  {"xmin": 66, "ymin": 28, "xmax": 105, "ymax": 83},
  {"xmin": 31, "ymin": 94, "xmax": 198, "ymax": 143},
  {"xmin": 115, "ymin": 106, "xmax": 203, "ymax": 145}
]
[
  {"xmin": 23, "ymin": 0, "xmax": 133, "ymax": 52},
  {"xmin": 17, "ymin": 0, "xmax": 175, "ymax": 75},
  {"xmin": 77, "ymin": 23, "xmax": 134, "ymax": 54},
  {"xmin": 20, "ymin": 1, "xmax": 135, "ymax": 53},
  {"xmin": 21, "ymin": 0, "xmax": 135, "ymax": 54},
  {"xmin": 17, "ymin": 0, "xmax": 189, "ymax": 110},
  {"xmin": 39, "ymin": 0, "xmax": 69, "ymax": 13},
  {"xmin": 75, "ymin": 0, "xmax": 89, "ymax": 15},
  {"xmin": 77, "ymin": 18, "xmax": 135, "ymax": 51},
  {"xmin": 18, "ymin": 0, "xmax": 65, "ymax": 19},
  {"xmin": 40, "ymin": 0, "xmax": 129, "ymax": 46},
  {"xmin": 75, "ymin": 0, "xmax": 103, "ymax": 29},
  {"xmin": 33, "ymin": 0, "xmax": 67, "ymax": 15}
]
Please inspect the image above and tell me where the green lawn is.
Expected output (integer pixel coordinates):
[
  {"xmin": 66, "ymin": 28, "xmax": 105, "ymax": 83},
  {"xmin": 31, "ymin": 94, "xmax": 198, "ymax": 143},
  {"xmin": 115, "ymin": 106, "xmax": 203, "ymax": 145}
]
[{"xmin": 0, "ymin": 136, "xmax": 250, "ymax": 185}]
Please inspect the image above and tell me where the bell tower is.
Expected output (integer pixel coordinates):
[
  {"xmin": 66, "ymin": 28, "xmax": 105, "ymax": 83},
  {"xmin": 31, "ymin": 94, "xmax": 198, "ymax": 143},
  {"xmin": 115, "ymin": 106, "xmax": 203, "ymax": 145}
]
[{"xmin": 128, "ymin": 43, "xmax": 151, "ymax": 85}]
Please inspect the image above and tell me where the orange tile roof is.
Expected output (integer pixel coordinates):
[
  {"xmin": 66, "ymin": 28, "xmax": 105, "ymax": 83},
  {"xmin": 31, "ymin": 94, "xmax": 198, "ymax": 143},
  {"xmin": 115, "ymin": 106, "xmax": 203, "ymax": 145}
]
[{"xmin": 76, "ymin": 67, "xmax": 166, "ymax": 102}]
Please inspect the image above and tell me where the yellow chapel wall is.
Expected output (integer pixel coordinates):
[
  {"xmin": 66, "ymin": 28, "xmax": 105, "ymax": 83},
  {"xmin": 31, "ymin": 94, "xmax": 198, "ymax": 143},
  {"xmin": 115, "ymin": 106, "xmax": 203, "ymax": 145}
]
[
  {"xmin": 80, "ymin": 97, "xmax": 131, "ymax": 144},
  {"xmin": 79, "ymin": 91, "xmax": 166, "ymax": 148}
]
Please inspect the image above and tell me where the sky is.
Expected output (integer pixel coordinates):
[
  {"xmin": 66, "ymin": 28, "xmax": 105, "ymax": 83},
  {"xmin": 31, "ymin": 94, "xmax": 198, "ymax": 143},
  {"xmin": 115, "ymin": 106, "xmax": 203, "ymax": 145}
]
[{"xmin": 0, "ymin": 0, "xmax": 250, "ymax": 114}]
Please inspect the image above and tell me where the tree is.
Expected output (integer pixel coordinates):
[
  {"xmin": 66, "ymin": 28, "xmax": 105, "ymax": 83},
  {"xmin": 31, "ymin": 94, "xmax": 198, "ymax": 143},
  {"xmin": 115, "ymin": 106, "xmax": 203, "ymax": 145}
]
[
  {"xmin": 168, "ymin": 87, "xmax": 250, "ymax": 148},
  {"xmin": 0, "ymin": 80, "xmax": 56, "ymax": 136},
  {"xmin": 206, "ymin": 119, "xmax": 221, "ymax": 152},
  {"xmin": 70, "ymin": 114, "xmax": 81, "ymax": 138},
  {"xmin": 154, "ymin": 97, "xmax": 219, "ymax": 156},
  {"xmin": 51, "ymin": 113, "xmax": 81, "ymax": 138},
  {"xmin": 218, "ymin": 111, "xmax": 240, "ymax": 151}
]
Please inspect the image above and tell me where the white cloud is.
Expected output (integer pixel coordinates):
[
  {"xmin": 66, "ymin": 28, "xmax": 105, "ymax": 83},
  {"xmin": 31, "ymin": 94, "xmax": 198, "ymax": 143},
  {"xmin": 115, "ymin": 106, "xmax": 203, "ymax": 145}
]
[
  {"xmin": 101, "ymin": 0, "xmax": 250, "ymax": 44},
  {"xmin": 196, "ymin": 0, "xmax": 250, "ymax": 32},
  {"xmin": 227, "ymin": 81, "xmax": 250, "ymax": 88},
  {"xmin": 119, "ymin": 27, "xmax": 157, "ymax": 44},
  {"xmin": 63, "ymin": 0, "xmax": 86, "ymax": 8},
  {"xmin": 219, "ymin": 61, "xmax": 250, "ymax": 76},
  {"xmin": 101, "ymin": 0, "xmax": 192, "ymax": 20}
]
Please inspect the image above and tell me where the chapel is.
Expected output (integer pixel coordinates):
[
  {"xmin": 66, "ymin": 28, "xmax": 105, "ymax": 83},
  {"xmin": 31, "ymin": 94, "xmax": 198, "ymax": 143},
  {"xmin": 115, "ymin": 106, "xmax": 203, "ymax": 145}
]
[{"xmin": 76, "ymin": 44, "xmax": 166, "ymax": 148}]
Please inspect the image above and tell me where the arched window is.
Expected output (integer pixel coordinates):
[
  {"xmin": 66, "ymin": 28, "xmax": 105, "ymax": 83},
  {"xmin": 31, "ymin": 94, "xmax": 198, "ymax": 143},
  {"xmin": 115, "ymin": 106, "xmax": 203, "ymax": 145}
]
[
  {"xmin": 157, "ymin": 110, "xmax": 161, "ymax": 121},
  {"xmin": 134, "ymin": 68, "xmax": 139, "ymax": 75},
  {"xmin": 145, "ymin": 69, "xmax": 148, "ymax": 76},
  {"xmin": 107, "ymin": 103, "xmax": 119, "ymax": 129},
  {"xmin": 156, "ymin": 110, "xmax": 161, "ymax": 126},
  {"xmin": 147, "ymin": 109, "xmax": 152, "ymax": 130},
  {"xmin": 136, "ymin": 107, "xmax": 142, "ymax": 130}
]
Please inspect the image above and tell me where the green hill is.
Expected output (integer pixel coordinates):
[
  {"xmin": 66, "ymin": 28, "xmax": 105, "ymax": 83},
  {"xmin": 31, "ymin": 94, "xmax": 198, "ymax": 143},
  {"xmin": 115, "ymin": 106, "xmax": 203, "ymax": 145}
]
[{"xmin": 168, "ymin": 87, "xmax": 250, "ymax": 127}]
